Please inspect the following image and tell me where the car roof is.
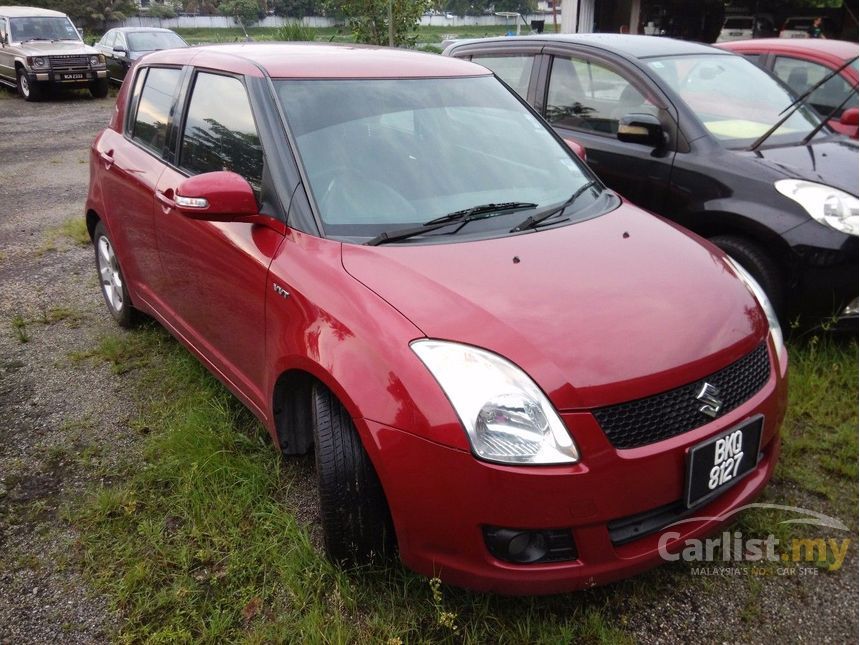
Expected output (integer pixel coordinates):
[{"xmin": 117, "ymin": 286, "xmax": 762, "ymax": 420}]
[
  {"xmin": 0, "ymin": 5, "xmax": 67, "ymax": 17},
  {"xmin": 111, "ymin": 27, "xmax": 179, "ymax": 33},
  {"xmin": 718, "ymin": 38, "xmax": 859, "ymax": 62},
  {"xmin": 447, "ymin": 34, "xmax": 729, "ymax": 60},
  {"xmin": 142, "ymin": 43, "xmax": 490, "ymax": 78}
]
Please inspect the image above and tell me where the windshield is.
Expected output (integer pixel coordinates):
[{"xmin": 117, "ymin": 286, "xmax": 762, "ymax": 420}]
[
  {"xmin": 127, "ymin": 31, "xmax": 187, "ymax": 52},
  {"xmin": 646, "ymin": 54, "xmax": 823, "ymax": 148},
  {"xmin": 275, "ymin": 76, "xmax": 601, "ymax": 242},
  {"xmin": 723, "ymin": 18, "xmax": 753, "ymax": 29},
  {"xmin": 9, "ymin": 16, "xmax": 80, "ymax": 42}
]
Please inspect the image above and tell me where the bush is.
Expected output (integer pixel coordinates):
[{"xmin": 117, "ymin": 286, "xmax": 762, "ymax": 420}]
[{"xmin": 274, "ymin": 22, "xmax": 316, "ymax": 41}]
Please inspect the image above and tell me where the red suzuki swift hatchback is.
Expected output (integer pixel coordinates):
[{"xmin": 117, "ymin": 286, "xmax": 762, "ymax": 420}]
[{"xmin": 86, "ymin": 43, "xmax": 788, "ymax": 595}]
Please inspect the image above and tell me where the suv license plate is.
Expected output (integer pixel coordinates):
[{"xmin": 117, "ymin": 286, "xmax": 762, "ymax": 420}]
[
  {"xmin": 61, "ymin": 72, "xmax": 85, "ymax": 80},
  {"xmin": 685, "ymin": 416, "xmax": 763, "ymax": 508}
]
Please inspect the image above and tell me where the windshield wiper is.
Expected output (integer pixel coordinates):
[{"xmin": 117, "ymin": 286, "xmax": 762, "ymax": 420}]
[
  {"xmin": 22, "ymin": 37, "xmax": 53, "ymax": 43},
  {"xmin": 365, "ymin": 202, "xmax": 537, "ymax": 246},
  {"xmin": 749, "ymin": 56, "xmax": 858, "ymax": 151},
  {"xmin": 510, "ymin": 181, "xmax": 598, "ymax": 232}
]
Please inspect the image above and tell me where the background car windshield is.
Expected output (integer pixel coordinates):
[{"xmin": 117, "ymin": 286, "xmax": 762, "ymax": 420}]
[
  {"xmin": 10, "ymin": 17, "xmax": 80, "ymax": 42},
  {"xmin": 647, "ymin": 54, "xmax": 822, "ymax": 148},
  {"xmin": 128, "ymin": 31, "xmax": 186, "ymax": 51},
  {"xmin": 275, "ymin": 76, "xmax": 593, "ymax": 241}
]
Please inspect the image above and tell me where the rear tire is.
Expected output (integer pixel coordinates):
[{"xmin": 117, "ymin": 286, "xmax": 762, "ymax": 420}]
[
  {"xmin": 312, "ymin": 383, "xmax": 395, "ymax": 565},
  {"xmin": 17, "ymin": 69, "xmax": 41, "ymax": 101},
  {"xmin": 90, "ymin": 78, "xmax": 109, "ymax": 98},
  {"xmin": 710, "ymin": 235, "xmax": 784, "ymax": 317},
  {"xmin": 93, "ymin": 221, "xmax": 138, "ymax": 328}
]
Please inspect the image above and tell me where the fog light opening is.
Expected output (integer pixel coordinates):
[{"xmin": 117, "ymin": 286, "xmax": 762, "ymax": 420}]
[{"xmin": 483, "ymin": 526, "xmax": 577, "ymax": 564}]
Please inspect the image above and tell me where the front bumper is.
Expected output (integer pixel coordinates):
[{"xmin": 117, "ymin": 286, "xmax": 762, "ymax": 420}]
[
  {"xmin": 29, "ymin": 68, "xmax": 107, "ymax": 84},
  {"xmin": 360, "ymin": 343, "xmax": 788, "ymax": 595}
]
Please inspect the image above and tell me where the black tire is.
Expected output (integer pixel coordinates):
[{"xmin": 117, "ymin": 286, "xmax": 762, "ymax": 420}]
[
  {"xmin": 90, "ymin": 78, "xmax": 109, "ymax": 98},
  {"xmin": 93, "ymin": 221, "xmax": 138, "ymax": 328},
  {"xmin": 17, "ymin": 69, "xmax": 41, "ymax": 101},
  {"xmin": 710, "ymin": 235, "xmax": 784, "ymax": 317},
  {"xmin": 312, "ymin": 383, "xmax": 395, "ymax": 565}
]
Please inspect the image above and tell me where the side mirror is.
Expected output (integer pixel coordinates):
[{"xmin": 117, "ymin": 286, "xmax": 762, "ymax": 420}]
[
  {"xmin": 840, "ymin": 107, "xmax": 859, "ymax": 127},
  {"xmin": 175, "ymin": 171, "xmax": 258, "ymax": 221},
  {"xmin": 113, "ymin": 46, "xmax": 127, "ymax": 56},
  {"xmin": 563, "ymin": 138, "xmax": 587, "ymax": 162},
  {"xmin": 617, "ymin": 113, "xmax": 665, "ymax": 148}
]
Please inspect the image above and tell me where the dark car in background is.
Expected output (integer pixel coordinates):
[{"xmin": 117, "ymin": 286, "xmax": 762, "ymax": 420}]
[
  {"xmin": 94, "ymin": 27, "xmax": 187, "ymax": 83},
  {"xmin": 444, "ymin": 34, "xmax": 859, "ymax": 328},
  {"xmin": 717, "ymin": 39, "xmax": 858, "ymax": 139}
]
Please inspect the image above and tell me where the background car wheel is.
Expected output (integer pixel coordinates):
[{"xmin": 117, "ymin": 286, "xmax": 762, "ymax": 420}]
[
  {"xmin": 711, "ymin": 235, "xmax": 784, "ymax": 317},
  {"xmin": 312, "ymin": 383, "xmax": 396, "ymax": 565},
  {"xmin": 93, "ymin": 221, "xmax": 137, "ymax": 328},
  {"xmin": 90, "ymin": 78, "xmax": 109, "ymax": 98},
  {"xmin": 17, "ymin": 69, "xmax": 41, "ymax": 101}
]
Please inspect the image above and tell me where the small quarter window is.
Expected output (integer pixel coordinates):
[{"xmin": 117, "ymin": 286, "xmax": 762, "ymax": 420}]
[
  {"xmin": 471, "ymin": 55, "xmax": 535, "ymax": 99},
  {"xmin": 131, "ymin": 67, "xmax": 182, "ymax": 155}
]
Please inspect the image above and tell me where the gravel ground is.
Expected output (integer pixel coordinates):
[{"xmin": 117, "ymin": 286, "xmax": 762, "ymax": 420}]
[{"xmin": 0, "ymin": 87, "xmax": 856, "ymax": 644}]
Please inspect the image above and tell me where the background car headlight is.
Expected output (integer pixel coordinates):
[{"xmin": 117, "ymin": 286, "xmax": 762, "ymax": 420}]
[
  {"xmin": 775, "ymin": 179, "xmax": 859, "ymax": 236},
  {"xmin": 411, "ymin": 339, "xmax": 579, "ymax": 465},
  {"xmin": 724, "ymin": 257, "xmax": 787, "ymax": 367}
]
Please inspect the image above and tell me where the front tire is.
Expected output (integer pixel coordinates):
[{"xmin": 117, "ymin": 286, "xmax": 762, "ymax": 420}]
[
  {"xmin": 17, "ymin": 69, "xmax": 42, "ymax": 101},
  {"xmin": 90, "ymin": 78, "xmax": 109, "ymax": 98},
  {"xmin": 711, "ymin": 235, "xmax": 784, "ymax": 318},
  {"xmin": 312, "ymin": 384, "xmax": 395, "ymax": 565},
  {"xmin": 93, "ymin": 221, "xmax": 137, "ymax": 328}
]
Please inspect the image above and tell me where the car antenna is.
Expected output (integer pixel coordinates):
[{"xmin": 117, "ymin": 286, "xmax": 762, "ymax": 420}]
[{"xmin": 748, "ymin": 56, "xmax": 858, "ymax": 152}]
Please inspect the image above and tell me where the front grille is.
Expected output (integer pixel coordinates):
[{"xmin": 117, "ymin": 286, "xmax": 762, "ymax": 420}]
[
  {"xmin": 593, "ymin": 342, "xmax": 770, "ymax": 449},
  {"xmin": 49, "ymin": 54, "xmax": 90, "ymax": 70}
]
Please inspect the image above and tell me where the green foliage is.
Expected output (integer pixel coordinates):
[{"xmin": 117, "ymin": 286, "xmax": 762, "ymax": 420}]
[
  {"xmin": 147, "ymin": 3, "xmax": 177, "ymax": 18},
  {"xmin": 1, "ymin": 0, "xmax": 137, "ymax": 30},
  {"xmin": 219, "ymin": 0, "xmax": 262, "ymax": 28},
  {"xmin": 272, "ymin": 0, "xmax": 317, "ymax": 19},
  {"xmin": 331, "ymin": 0, "xmax": 425, "ymax": 46},
  {"xmin": 273, "ymin": 21, "xmax": 316, "ymax": 40}
]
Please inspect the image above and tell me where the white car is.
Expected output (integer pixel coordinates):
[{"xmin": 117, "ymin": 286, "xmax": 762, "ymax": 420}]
[
  {"xmin": 716, "ymin": 15, "xmax": 775, "ymax": 42},
  {"xmin": 779, "ymin": 17, "xmax": 815, "ymax": 38}
]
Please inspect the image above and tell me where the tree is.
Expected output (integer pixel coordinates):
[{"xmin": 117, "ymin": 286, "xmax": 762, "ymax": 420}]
[
  {"xmin": 220, "ymin": 0, "xmax": 262, "ymax": 29},
  {"xmin": 272, "ymin": 0, "xmax": 316, "ymax": 18},
  {"xmin": 332, "ymin": 0, "xmax": 424, "ymax": 46}
]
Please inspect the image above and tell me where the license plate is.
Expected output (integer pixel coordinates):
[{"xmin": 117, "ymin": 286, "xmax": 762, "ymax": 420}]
[
  {"xmin": 61, "ymin": 72, "xmax": 85, "ymax": 80},
  {"xmin": 685, "ymin": 416, "xmax": 763, "ymax": 508}
]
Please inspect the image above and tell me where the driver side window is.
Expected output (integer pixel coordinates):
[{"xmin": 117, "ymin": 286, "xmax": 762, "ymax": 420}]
[{"xmin": 545, "ymin": 55, "xmax": 657, "ymax": 135}]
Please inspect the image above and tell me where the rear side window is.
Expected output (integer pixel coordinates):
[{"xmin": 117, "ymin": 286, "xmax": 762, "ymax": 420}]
[
  {"xmin": 101, "ymin": 31, "xmax": 116, "ymax": 48},
  {"xmin": 179, "ymin": 72, "xmax": 263, "ymax": 193},
  {"xmin": 131, "ymin": 67, "xmax": 182, "ymax": 154},
  {"xmin": 546, "ymin": 56, "xmax": 657, "ymax": 135},
  {"xmin": 471, "ymin": 55, "xmax": 534, "ymax": 99},
  {"xmin": 773, "ymin": 56, "xmax": 858, "ymax": 119}
]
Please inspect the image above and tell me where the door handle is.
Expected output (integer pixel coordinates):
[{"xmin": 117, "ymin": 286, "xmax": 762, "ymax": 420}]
[
  {"xmin": 99, "ymin": 149, "xmax": 114, "ymax": 168},
  {"xmin": 156, "ymin": 189, "xmax": 175, "ymax": 211}
]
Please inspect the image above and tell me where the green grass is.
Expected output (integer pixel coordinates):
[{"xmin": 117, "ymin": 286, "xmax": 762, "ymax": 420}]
[
  {"xmin": 172, "ymin": 24, "xmax": 512, "ymax": 46},
  {"xmin": 39, "ymin": 217, "xmax": 91, "ymax": 255},
  {"xmin": 70, "ymin": 326, "xmax": 857, "ymax": 642}
]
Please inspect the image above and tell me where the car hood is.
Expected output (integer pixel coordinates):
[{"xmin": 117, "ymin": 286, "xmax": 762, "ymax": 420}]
[
  {"xmin": 15, "ymin": 40, "xmax": 99, "ymax": 56},
  {"xmin": 738, "ymin": 137, "xmax": 859, "ymax": 196},
  {"xmin": 342, "ymin": 204, "xmax": 767, "ymax": 410}
]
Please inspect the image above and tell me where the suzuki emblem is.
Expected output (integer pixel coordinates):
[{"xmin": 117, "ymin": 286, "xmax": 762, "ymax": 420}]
[{"xmin": 695, "ymin": 382, "xmax": 723, "ymax": 418}]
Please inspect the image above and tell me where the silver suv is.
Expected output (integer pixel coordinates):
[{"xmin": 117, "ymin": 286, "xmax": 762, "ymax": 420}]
[{"xmin": 0, "ymin": 6, "xmax": 108, "ymax": 100}]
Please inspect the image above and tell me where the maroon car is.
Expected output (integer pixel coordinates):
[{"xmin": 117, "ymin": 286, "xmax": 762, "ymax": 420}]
[
  {"xmin": 718, "ymin": 38, "xmax": 858, "ymax": 138},
  {"xmin": 85, "ymin": 43, "xmax": 788, "ymax": 594}
]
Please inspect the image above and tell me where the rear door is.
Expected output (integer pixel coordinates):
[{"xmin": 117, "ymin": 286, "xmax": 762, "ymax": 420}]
[
  {"xmin": 0, "ymin": 18, "xmax": 14, "ymax": 84},
  {"xmin": 95, "ymin": 65, "xmax": 183, "ymax": 304},
  {"xmin": 154, "ymin": 70, "xmax": 282, "ymax": 415},
  {"xmin": 537, "ymin": 47, "xmax": 678, "ymax": 213}
]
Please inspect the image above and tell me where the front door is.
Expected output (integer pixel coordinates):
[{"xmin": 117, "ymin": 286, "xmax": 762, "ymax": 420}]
[
  {"xmin": 154, "ymin": 70, "xmax": 282, "ymax": 414},
  {"xmin": 538, "ymin": 49, "xmax": 678, "ymax": 214}
]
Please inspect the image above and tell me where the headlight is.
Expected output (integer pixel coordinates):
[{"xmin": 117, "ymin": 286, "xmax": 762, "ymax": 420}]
[
  {"xmin": 775, "ymin": 179, "xmax": 859, "ymax": 236},
  {"xmin": 89, "ymin": 54, "xmax": 102, "ymax": 66},
  {"xmin": 411, "ymin": 340, "xmax": 579, "ymax": 465},
  {"xmin": 30, "ymin": 56, "xmax": 48, "ymax": 68},
  {"xmin": 724, "ymin": 257, "xmax": 786, "ymax": 366}
]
